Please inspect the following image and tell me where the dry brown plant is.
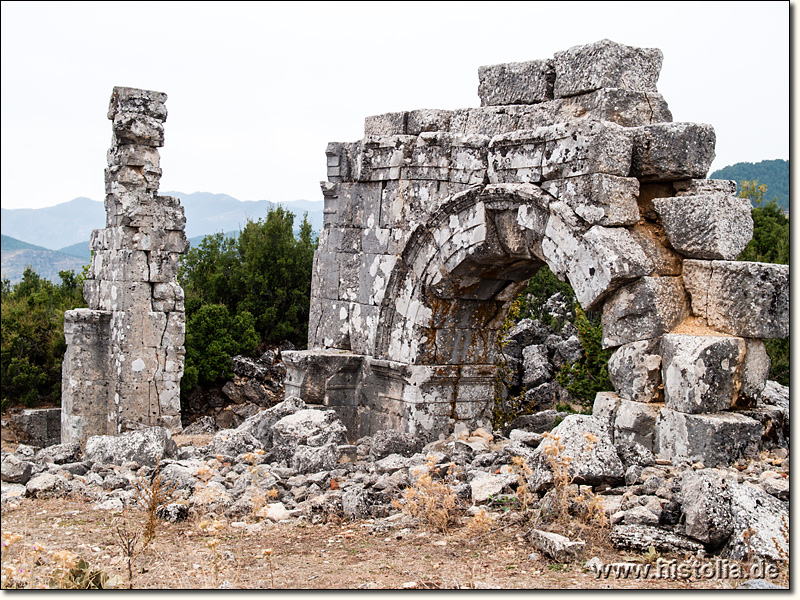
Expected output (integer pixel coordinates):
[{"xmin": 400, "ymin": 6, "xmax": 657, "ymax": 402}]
[
  {"xmin": 392, "ymin": 456, "xmax": 464, "ymax": 533},
  {"xmin": 131, "ymin": 462, "xmax": 178, "ymax": 547}
]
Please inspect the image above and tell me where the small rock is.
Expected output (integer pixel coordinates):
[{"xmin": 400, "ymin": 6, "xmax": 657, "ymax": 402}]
[{"xmin": 529, "ymin": 528, "xmax": 585, "ymax": 562}]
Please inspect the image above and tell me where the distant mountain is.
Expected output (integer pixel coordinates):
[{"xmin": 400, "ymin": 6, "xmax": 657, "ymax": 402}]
[
  {"xmin": 58, "ymin": 241, "xmax": 92, "ymax": 260},
  {"xmin": 0, "ymin": 192, "xmax": 324, "ymax": 252},
  {"xmin": 709, "ymin": 159, "xmax": 789, "ymax": 212},
  {"xmin": 0, "ymin": 197, "xmax": 104, "ymax": 251},
  {"xmin": 1, "ymin": 235, "xmax": 88, "ymax": 284}
]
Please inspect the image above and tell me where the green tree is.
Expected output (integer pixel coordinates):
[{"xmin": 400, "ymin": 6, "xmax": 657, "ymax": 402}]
[{"xmin": 1, "ymin": 268, "xmax": 86, "ymax": 410}]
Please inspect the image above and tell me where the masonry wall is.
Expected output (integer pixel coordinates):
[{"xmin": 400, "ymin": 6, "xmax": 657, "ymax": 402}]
[{"xmin": 61, "ymin": 87, "xmax": 187, "ymax": 445}]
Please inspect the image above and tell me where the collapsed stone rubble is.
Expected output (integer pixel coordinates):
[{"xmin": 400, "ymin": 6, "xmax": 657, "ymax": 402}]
[
  {"xmin": 1, "ymin": 389, "xmax": 789, "ymax": 564},
  {"xmin": 282, "ymin": 39, "xmax": 789, "ymax": 468},
  {"xmin": 61, "ymin": 87, "xmax": 188, "ymax": 445}
]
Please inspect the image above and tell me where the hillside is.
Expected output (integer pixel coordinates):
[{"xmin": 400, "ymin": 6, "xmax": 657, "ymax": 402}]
[
  {"xmin": 1, "ymin": 234, "xmax": 88, "ymax": 284},
  {"xmin": 0, "ymin": 193, "xmax": 323, "ymax": 252},
  {"xmin": 710, "ymin": 159, "xmax": 789, "ymax": 212}
]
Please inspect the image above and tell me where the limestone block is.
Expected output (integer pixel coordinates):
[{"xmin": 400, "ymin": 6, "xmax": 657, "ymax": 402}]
[
  {"xmin": 63, "ymin": 308, "xmax": 111, "ymax": 347},
  {"xmin": 673, "ymin": 178, "xmax": 737, "ymax": 197},
  {"xmin": 613, "ymin": 399, "xmax": 662, "ymax": 451},
  {"xmin": 627, "ymin": 222, "xmax": 682, "ymax": 276},
  {"xmin": 661, "ymin": 334, "xmax": 746, "ymax": 414},
  {"xmin": 553, "ymin": 39, "xmax": 662, "ymax": 98},
  {"xmin": 567, "ymin": 224, "xmax": 653, "ymax": 311},
  {"xmin": 346, "ymin": 302, "xmax": 379, "ymax": 356},
  {"xmin": 404, "ymin": 132, "xmax": 452, "ymax": 180},
  {"xmin": 541, "ymin": 174, "xmax": 639, "ymax": 227},
  {"xmin": 337, "ymin": 253, "xmax": 361, "ymax": 302},
  {"xmin": 92, "ymin": 248, "xmax": 150, "ymax": 282},
  {"xmin": 152, "ymin": 282, "xmax": 185, "ymax": 312},
  {"xmin": 488, "ymin": 132, "xmax": 543, "ymax": 184},
  {"xmin": 406, "ymin": 109, "xmax": 452, "ymax": 134},
  {"xmin": 592, "ymin": 391, "xmax": 621, "ymax": 432},
  {"xmin": 725, "ymin": 481, "xmax": 789, "ymax": 561},
  {"xmin": 521, "ymin": 344, "xmax": 552, "ymax": 388},
  {"xmin": 108, "ymin": 86, "xmax": 168, "ymax": 121},
  {"xmin": 653, "ymin": 193, "xmax": 752, "ymax": 260},
  {"xmin": 117, "ymin": 347, "xmax": 159, "ymax": 382},
  {"xmin": 141, "ymin": 312, "xmax": 168, "ymax": 348},
  {"xmin": 364, "ymin": 112, "xmax": 407, "ymax": 136},
  {"xmin": 740, "ymin": 339, "xmax": 770, "ymax": 404},
  {"xmin": 601, "ymin": 277, "xmax": 689, "ymax": 348},
  {"xmin": 630, "ymin": 122, "xmax": 716, "ymax": 181},
  {"xmin": 654, "ymin": 409, "xmax": 761, "ymax": 467},
  {"xmin": 529, "ymin": 414, "xmax": 624, "ymax": 490},
  {"xmin": 357, "ymin": 254, "xmax": 397, "ymax": 306},
  {"xmin": 85, "ymin": 281, "xmax": 152, "ymax": 312},
  {"xmin": 162, "ymin": 312, "xmax": 185, "ymax": 347},
  {"xmin": 683, "ymin": 260, "xmax": 789, "ymax": 339},
  {"xmin": 107, "ymin": 144, "xmax": 161, "ymax": 169},
  {"xmin": 555, "ymin": 89, "xmax": 673, "ymax": 128},
  {"xmin": 84, "ymin": 427, "xmax": 178, "ymax": 468},
  {"xmin": 157, "ymin": 345, "xmax": 186, "ymax": 380},
  {"xmin": 111, "ymin": 112, "xmax": 165, "ymax": 147},
  {"xmin": 608, "ymin": 338, "xmax": 662, "ymax": 403},
  {"xmin": 449, "ymin": 135, "xmax": 489, "ymax": 184},
  {"xmin": 680, "ymin": 469, "xmax": 734, "ymax": 549},
  {"xmin": 148, "ymin": 251, "xmax": 181, "ymax": 282},
  {"xmin": 478, "ymin": 59, "xmax": 555, "ymax": 106},
  {"xmin": 357, "ymin": 135, "xmax": 415, "ymax": 181},
  {"xmin": 529, "ymin": 529, "xmax": 585, "ymax": 562}
]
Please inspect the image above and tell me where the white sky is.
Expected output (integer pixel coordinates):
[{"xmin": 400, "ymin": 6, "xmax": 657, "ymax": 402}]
[{"xmin": 0, "ymin": 1, "xmax": 790, "ymax": 210}]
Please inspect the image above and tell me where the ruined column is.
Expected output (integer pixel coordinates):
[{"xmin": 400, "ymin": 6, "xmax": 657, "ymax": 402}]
[{"xmin": 61, "ymin": 87, "xmax": 187, "ymax": 445}]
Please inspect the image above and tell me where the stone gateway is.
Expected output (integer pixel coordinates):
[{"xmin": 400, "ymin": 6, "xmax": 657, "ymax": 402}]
[{"xmin": 283, "ymin": 40, "xmax": 788, "ymax": 463}]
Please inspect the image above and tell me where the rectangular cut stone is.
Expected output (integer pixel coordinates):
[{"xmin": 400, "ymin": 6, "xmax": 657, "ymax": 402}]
[
  {"xmin": 540, "ymin": 174, "xmax": 640, "ymax": 227},
  {"xmin": 613, "ymin": 399, "xmax": 662, "ymax": 452},
  {"xmin": 608, "ymin": 338, "xmax": 662, "ymax": 403},
  {"xmin": 661, "ymin": 334, "xmax": 746, "ymax": 414},
  {"xmin": 152, "ymin": 282, "xmax": 185, "ymax": 312},
  {"xmin": 162, "ymin": 312, "xmax": 185, "ymax": 347},
  {"xmin": 628, "ymin": 222, "xmax": 683, "ymax": 276},
  {"xmin": 141, "ymin": 312, "xmax": 167, "ymax": 347},
  {"xmin": 478, "ymin": 59, "xmax": 555, "ymax": 106},
  {"xmin": 407, "ymin": 109, "xmax": 452, "ymax": 135},
  {"xmin": 364, "ymin": 112, "xmax": 407, "ymax": 136},
  {"xmin": 683, "ymin": 260, "xmax": 789, "ymax": 339},
  {"xmin": 655, "ymin": 409, "xmax": 761, "ymax": 467},
  {"xmin": 592, "ymin": 391, "xmax": 622, "ymax": 432},
  {"xmin": 553, "ymin": 39, "xmax": 663, "ymax": 98},
  {"xmin": 653, "ymin": 193, "xmax": 752, "ymax": 260},
  {"xmin": 630, "ymin": 122, "xmax": 716, "ymax": 181},
  {"xmin": 357, "ymin": 136, "xmax": 415, "ymax": 181},
  {"xmin": 601, "ymin": 276, "xmax": 689, "ymax": 348}
]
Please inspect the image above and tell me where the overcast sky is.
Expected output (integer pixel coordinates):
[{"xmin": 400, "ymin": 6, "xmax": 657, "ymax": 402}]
[{"xmin": 0, "ymin": 1, "xmax": 790, "ymax": 210}]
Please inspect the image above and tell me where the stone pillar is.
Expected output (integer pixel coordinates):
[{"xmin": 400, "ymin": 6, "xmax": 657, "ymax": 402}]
[{"xmin": 62, "ymin": 87, "xmax": 187, "ymax": 445}]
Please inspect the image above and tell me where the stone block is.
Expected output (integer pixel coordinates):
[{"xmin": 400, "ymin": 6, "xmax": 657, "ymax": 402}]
[
  {"xmin": 541, "ymin": 174, "xmax": 640, "ymax": 227},
  {"xmin": 613, "ymin": 399, "xmax": 662, "ymax": 451},
  {"xmin": 661, "ymin": 333, "xmax": 746, "ymax": 414},
  {"xmin": 107, "ymin": 144, "xmax": 160, "ymax": 169},
  {"xmin": 654, "ymin": 409, "xmax": 761, "ymax": 467},
  {"xmin": 592, "ymin": 391, "xmax": 621, "ymax": 432},
  {"xmin": 162, "ymin": 312, "xmax": 185, "ymax": 347},
  {"xmin": 141, "ymin": 312, "xmax": 167, "ymax": 347},
  {"xmin": 680, "ymin": 469, "xmax": 734, "ymax": 549},
  {"xmin": 553, "ymin": 39, "xmax": 663, "ymax": 98},
  {"xmin": 608, "ymin": 338, "xmax": 662, "ymax": 403},
  {"xmin": 683, "ymin": 260, "xmax": 789, "ymax": 339},
  {"xmin": 357, "ymin": 135, "xmax": 415, "ymax": 181},
  {"xmin": 653, "ymin": 193, "xmax": 752, "ymax": 260},
  {"xmin": 630, "ymin": 122, "xmax": 716, "ymax": 181},
  {"xmin": 364, "ymin": 112, "xmax": 407, "ymax": 136},
  {"xmin": 111, "ymin": 111, "xmax": 165, "ymax": 147},
  {"xmin": 740, "ymin": 339, "xmax": 770, "ymax": 405},
  {"xmin": 108, "ymin": 86, "xmax": 168, "ymax": 121},
  {"xmin": 152, "ymin": 282, "xmax": 185, "ymax": 312},
  {"xmin": 478, "ymin": 59, "xmax": 555, "ymax": 106},
  {"xmin": 407, "ymin": 109, "xmax": 452, "ymax": 134},
  {"xmin": 601, "ymin": 277, "xmax": 689, "ymax": 348}
]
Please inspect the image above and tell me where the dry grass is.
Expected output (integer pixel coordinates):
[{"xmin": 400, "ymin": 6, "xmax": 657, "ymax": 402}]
[{"xmin": 392, "ymin": 456, "xmax": 464, "ymax": 533}]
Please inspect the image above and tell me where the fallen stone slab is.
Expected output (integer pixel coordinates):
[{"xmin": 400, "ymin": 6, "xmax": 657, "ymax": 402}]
[
  {"xmin": 725, "ymin": 481, "xmax": 789, "ymax": 562},
  {"xmin": 613, "ymin": 399, "xmax": 661, "ymax": 451},
  {"xmin": 529, "ymin": 528, "xmax": 586, "ymax": 562},
  {"xmin": 681, "ymin": 469, "xmax": 735, "ymax": 549},
  {"xmin": 84, "ymin": 427, "xmax": 178, "ymax": 468},
  {"xmin": 1, "ymin": 455, "xmax": 33, "ymax": 484},
  {"xmin": 478, "ymin": 59, "xmax": 555, "ymax": 106},
  {"xmin": 609, "ymin": 524, "xmax": 705, "ymax": 555}
]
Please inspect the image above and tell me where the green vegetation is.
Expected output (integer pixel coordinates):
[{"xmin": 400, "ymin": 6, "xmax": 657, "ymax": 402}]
[
  {"xmin": 1, "ymin": 268, "xmax": 86, "ymax": 410},
  {"xmin": 735, "ymin": 181, "xmax": 789, "ymax": 385},
  {"xmin": 555, "ymin": 305, "xmax": 612, "ymax": 407},
  {"xmin": 179, "ymin": 205, "xmax": 317, "ymax": 392},
  {"xmin": 710, "ymin": 159, "xmax": 789, "ymax": 212}
]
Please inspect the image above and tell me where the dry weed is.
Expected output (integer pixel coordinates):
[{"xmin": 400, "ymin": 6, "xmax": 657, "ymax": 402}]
[
  {"xmin": 392, "ymin": 456, "xmax": 464, "ymax": 533},
  {"xmin": 131, "ymin": 462, "xmax": 178, "ymax": 547}
]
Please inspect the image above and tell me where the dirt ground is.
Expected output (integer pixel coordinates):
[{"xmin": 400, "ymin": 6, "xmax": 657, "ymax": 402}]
[{"xmin": 2, "ymin": 496, "xmax": 780, "ymax": 590}]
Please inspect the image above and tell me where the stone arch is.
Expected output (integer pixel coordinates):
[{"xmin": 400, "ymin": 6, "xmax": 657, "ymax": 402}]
[{"xmin": 284, "ymin": 40, "xmax": 788, "ymax": 463}]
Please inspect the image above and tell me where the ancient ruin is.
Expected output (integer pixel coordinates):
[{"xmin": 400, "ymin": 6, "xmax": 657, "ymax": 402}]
[
  {"xmin": 61, "ymin": 87, "xmax": 187, "ymax": 445},
  {"xmin": 284, "ymin": 39, "xmax": 789, "ymax": 465}
]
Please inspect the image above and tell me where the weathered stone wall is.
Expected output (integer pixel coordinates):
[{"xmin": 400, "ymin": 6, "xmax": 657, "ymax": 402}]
[
  {"xmin": 285, "ymin": 39, "xmax": 789, "ymax": 460},
  {"xmin": 61, "ymin": 87, "xmax": 187, "ymax": 445}
]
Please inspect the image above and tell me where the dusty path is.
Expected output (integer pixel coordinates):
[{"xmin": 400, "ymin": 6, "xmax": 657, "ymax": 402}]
[{"xmin": 1, "ymin": 497, "xmax": 763, "ymax": 590}]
